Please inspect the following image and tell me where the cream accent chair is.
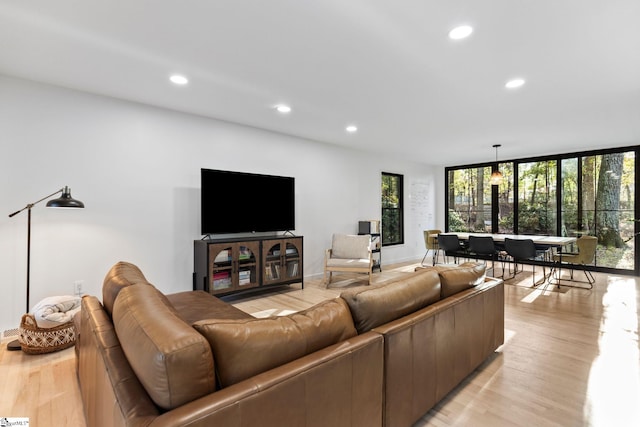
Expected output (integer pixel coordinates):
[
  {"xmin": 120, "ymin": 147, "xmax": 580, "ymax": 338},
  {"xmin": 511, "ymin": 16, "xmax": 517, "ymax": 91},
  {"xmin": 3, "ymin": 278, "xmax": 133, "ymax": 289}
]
[{"xmin": 324, "ymin": 234, "xmax": 373, "ymax": 286}]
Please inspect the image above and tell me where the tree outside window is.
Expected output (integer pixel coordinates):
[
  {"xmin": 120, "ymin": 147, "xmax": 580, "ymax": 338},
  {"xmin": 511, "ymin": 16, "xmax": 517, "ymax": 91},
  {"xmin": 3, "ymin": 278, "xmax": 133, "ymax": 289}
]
[
  {"xmin": 382, "ymin": 172, "xmax": 404, "ymax": 246},
  {"xmin": 445, "ymin": 148, "xmax": 636, "ymax": 272}
]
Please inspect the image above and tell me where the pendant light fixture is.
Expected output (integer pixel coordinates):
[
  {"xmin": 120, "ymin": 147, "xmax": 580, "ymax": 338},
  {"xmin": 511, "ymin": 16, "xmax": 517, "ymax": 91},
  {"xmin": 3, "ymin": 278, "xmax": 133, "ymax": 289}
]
[{"xmin": 490, "ymin": 144, "xmax": 504, "ymax": 185}]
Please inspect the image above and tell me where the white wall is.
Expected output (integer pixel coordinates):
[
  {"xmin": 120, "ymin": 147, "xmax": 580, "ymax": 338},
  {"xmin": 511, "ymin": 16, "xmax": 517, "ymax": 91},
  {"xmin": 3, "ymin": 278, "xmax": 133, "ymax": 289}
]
[{"xmin": 0, "ymin": 75, "xmax": 441, "ymax": 332}]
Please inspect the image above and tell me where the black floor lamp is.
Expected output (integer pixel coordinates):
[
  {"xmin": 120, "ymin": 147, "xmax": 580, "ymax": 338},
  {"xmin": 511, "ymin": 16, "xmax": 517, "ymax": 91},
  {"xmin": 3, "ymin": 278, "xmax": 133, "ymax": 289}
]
[{"xmin": 7, "ymin": 186, "xmax": 85, "ymax": 351}]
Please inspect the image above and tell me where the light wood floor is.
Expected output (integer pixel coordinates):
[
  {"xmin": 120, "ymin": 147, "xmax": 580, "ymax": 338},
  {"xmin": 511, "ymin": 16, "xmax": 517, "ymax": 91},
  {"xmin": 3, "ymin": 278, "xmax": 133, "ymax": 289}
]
[{"xmin": 1, "ymin": 261, "xmax": 639, "ymax": 426}]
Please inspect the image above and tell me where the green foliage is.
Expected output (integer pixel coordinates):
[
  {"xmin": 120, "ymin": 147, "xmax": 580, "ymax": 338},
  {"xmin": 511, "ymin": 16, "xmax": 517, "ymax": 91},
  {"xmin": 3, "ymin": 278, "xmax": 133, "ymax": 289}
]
[
  {"xmin": 382, "ymin": 207, "xmax": 401, "ymax": 244},
  {"xmin": 498, "ymin": 212, "xmax": 513, "ymax": 232},
  {"xmin": 518, "ymin": 203, "xmax": 555, "ymax": 234},
  {"xmin": 447, "ymin": 150, "xmax": 636, "ymax": 269},
  {"xmin": 381, "ymin": 173, "xmax": 403, "ymax": 245},
  {"xmin": 381, "ymin": 174, "xmax": 400, "ymax": 208},
  {"xmin": 448, "ymin": 209, "xmax": 465, "ymax": 232}
]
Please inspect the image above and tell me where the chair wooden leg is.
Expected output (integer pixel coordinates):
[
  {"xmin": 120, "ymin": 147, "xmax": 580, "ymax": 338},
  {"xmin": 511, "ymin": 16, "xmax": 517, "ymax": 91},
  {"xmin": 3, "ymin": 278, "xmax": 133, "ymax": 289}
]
[{"xmin": 324, "ymin": 269, "xmax": 331, "ymax": 287}]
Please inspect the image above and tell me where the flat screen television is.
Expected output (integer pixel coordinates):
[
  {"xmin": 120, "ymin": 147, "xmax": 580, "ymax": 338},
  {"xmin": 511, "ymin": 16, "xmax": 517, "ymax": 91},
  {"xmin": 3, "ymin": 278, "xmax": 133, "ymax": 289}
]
[{"xmin": 200, "ymin": 168, "xmax": 295, "ymax": 235}]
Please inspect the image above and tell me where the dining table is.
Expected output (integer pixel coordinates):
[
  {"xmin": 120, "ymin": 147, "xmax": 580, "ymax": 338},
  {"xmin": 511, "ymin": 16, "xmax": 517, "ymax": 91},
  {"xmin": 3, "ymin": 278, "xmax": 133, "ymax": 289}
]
[
  {"xmin": 434, "ymin": 232, "xmax": 577, "ymax": 281},
  {"xmin": 439, "ymin": 232, "xmax": 576, "ymax": 249}
]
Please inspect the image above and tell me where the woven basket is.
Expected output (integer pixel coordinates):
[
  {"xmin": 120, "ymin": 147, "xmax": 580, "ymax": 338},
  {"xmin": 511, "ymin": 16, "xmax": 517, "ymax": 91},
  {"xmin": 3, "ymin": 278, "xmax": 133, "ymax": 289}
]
[{"xmin": 18, "ymin": 313, "xmax": 77, "ymax": 355}]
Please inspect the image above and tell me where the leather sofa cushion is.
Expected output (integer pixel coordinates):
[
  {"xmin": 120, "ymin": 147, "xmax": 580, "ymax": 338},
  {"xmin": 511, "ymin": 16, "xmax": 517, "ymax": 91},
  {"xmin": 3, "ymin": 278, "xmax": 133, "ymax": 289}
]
[
  {"xmin": 113, "ymin": 284, "xmax": 216, "ymax": 411},
  {"xmin": 103, "ymin": 261, "xmax": 152, "ymax": 317},
  {"xmin": 194, "ymin": 298, "xmax": 357, "ymax": 388},
  {"xmin": 433, "ymin": 262, "xmax": 486, "ymax": 298},
  {"xmin": 166, "ymin": 290, "xmax": 253, "ymax": 325},
  {"xmin": 340, "ymin": 268, "xmax": 441, "ymax": 334}
]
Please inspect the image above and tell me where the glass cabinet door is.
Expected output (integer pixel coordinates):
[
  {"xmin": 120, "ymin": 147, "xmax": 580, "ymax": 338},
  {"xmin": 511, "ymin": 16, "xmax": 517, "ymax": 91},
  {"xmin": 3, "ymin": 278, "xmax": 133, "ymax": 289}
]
[
  {"xmin": 262, "ymin": 238, "xmax": 303, "ymax": 285},
  {"xmin": 263, "ymin": 242, "xmax": 283, "ymax": 284},
  {"xmin": 283, "ymin": 242, "xmax": 301, "ymax": 280},
  {"xmin": 210, "ymin": 244, "xmax": 233, "ymax": 292},
  {"xmin": 208, "ymin": 241, "xmax": 260, "ymax": 294},
  {"xmin": 236, "ymin": 243, "xmax": 259, "ymax": 288}
]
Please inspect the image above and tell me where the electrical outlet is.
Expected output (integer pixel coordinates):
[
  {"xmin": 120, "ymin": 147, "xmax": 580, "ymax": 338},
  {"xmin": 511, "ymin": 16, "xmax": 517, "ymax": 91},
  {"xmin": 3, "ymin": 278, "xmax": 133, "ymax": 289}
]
[{"xmin": 74, "ymin": 280, "xmax": 84, "ymax": 296}]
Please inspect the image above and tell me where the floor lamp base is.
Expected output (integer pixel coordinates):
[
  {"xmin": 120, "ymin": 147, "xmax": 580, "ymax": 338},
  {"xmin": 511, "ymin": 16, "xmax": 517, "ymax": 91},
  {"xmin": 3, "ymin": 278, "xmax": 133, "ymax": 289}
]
[{"xmin": 7, "ymin": 339, "xmax": 21, "ymax": 351}]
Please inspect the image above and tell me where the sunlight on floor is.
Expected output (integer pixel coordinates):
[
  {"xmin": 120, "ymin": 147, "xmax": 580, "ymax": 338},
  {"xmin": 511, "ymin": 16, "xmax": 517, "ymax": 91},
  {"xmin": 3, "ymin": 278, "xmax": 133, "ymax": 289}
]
[
  {"xmin": 584, "ymin": 276, "xmax": 640, "ymax": 426},
  {"xmin": 519, "ymin": 286, "xmax": 557, "ymax": 303},
  {"xmin": 252, "ymin": 308, "xmax": 296, "ymax": 318},
  {"xmin": 507, "ymin": 271, "xmax": 562, "ymax": 303},
  {"xmin": 502, "ymin": 328, "xmax": 517, "ymax": 347}
]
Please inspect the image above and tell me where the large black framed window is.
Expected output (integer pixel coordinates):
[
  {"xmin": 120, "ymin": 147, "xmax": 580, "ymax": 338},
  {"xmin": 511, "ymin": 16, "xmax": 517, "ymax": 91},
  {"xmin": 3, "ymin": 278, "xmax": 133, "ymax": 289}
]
[
  {"xmin": 382, "ymin": 172, "xmax": 404, "ymax": 246},
  {"xmin": 445, "ymin": 146, "xmax": 638, "ymax": 274}
]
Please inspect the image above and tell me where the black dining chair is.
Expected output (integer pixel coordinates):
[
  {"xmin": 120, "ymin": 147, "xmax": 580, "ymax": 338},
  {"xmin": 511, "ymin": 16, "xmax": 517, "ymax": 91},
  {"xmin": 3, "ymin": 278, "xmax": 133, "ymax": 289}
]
[
  {"xmin": 504, "ymin": 238, "xmax": 548, "ymax": 285},
  {"xmin": 437, "ymin": 234, "xmax": 468, "ymax": 264},
  {"xmin": 468, "ymin": 235, "xmax": 501, "ymax": 276}
]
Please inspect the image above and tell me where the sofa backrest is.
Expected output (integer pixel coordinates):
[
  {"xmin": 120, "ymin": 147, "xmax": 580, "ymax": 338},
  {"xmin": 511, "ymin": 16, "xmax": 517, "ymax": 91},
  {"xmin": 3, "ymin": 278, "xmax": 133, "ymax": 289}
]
[
  {"xmin": 432, "ymin": 262, "xmax": 486, "ymax": 298},
  {"xmin": 194, "ymin": 297, "xmax": 357, "ymax": 388},
  {"xmin": 102, "ymin": 261, "xmax": 152, "ymax": 317},
  {"xmin": 340, "ymin": 268, "xmax": 442, "ymax": 334},
  {"xmin": 112, "ymin": 283, "xmax": 216, "ymax": 411},
  {"xmin": 331, "ymin": 234, "xmax": 371, "ymax": 259}
]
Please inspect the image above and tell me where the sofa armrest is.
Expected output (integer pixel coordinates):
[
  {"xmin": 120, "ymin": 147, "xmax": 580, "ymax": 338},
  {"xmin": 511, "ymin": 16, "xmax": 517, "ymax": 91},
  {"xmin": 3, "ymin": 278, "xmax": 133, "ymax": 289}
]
[
  {"xmin": 147, "ymin": 332, "xmax": 384, "ymax": 427},
  {"xmin": 78, "ymin": 296, "xmax": 159, "ymax": 427},
  {"xmin": 372, "ymin": 278, "xmax": 504, "ymax": 427}
]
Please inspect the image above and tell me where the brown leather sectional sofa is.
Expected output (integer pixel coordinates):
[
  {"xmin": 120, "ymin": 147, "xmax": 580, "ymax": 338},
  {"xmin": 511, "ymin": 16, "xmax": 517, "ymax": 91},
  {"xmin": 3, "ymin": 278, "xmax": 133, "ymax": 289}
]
[{"xmin": 76, "ymin": 261, "xmax": 503, "ymax": 427}]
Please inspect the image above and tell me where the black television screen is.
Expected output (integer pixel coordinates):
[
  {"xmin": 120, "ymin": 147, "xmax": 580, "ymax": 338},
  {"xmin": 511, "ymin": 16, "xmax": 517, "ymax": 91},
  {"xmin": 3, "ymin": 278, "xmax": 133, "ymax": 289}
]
[{"xmin": 200, "ymin": 168, "xmax": 295, "ymax": 235}]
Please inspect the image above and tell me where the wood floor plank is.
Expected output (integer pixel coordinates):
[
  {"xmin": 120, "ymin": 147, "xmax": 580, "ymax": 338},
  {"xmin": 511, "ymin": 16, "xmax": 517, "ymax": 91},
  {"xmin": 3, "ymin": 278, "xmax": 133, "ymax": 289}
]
[{"xmin": 1, "ymin": 261, "xmax": 638, "ymax": 426}]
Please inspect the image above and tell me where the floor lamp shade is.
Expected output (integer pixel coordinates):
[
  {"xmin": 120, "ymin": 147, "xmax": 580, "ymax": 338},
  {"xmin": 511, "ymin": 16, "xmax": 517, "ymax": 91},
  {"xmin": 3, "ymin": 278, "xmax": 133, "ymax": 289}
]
[
  {"xmin": 7, "ymin": 186, "xmax": 85, "ymax": 351},
  {"xmin": 46, "ymin": 186, "xmax": 85, "ymax": 208}
]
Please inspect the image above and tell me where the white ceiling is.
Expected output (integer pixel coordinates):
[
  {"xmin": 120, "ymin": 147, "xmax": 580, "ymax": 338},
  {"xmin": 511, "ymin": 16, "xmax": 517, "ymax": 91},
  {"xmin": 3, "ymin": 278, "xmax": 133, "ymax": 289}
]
[{"xmin": 2, "ymin": 0, "xmax": 639, "ymax": 166}]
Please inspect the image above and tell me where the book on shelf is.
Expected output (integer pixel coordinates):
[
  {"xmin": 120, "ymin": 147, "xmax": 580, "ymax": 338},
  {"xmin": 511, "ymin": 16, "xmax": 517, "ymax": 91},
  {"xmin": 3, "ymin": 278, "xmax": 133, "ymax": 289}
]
[
  {"xmin": 238, "ymin": 246, "xmax": 252, "ymax": 260},
  {"xmin": 238, "ymin": 270, "xmax": 251, "ymax": 285},
  {"xmin": 286, "ymin": 261, "xmax": 299, "ymax": 277},
  {"xmin": 213, "ymin": 271, "xmax": 232, "ymax": 290},
  {"xmin": 214, "ymin": 250, "xmax": 232, "ymax": 263},
  {"xmin": 213, "ymin": 271, "xmax": 230, "ymax": 279},
  {"xmin": 265, "ymin": 264, "xmax": 280, "ymax": 281}
]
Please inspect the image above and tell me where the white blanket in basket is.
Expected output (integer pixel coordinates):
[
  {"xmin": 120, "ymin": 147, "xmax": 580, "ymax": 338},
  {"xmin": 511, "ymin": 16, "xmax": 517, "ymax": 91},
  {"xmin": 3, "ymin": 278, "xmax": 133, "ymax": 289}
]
[{"xmin": 31, "ymin": 295, "xmax": 82, "ymax": 328}]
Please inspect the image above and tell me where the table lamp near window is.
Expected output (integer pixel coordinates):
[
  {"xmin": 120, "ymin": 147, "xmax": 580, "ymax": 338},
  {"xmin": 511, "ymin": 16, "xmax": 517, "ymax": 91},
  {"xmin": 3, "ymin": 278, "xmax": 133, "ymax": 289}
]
[{"xmin": 7, "ymin": 186, "xmax": 85, "ymax": 351}]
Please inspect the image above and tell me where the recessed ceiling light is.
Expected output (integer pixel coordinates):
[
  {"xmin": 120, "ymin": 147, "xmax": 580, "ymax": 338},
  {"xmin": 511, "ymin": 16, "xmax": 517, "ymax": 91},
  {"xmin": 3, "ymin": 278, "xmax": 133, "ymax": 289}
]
[
  {"xmin": 275, "ymin": 104, "xmax": 292, "ymax": 114},
  {"xmin": 505, "ymin": 78, "xmax": 525, "ymax": 89},
  {"xmin": 170, "ymin": 75, "xmax": 189, "ymax": 85},
  {"xmin": 346, "ymin": 125, "xmax": 358, "ymax": 133},
  {"xmin": 448, "ymin": 25, "xmax": 473, "ymax": 40}
]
